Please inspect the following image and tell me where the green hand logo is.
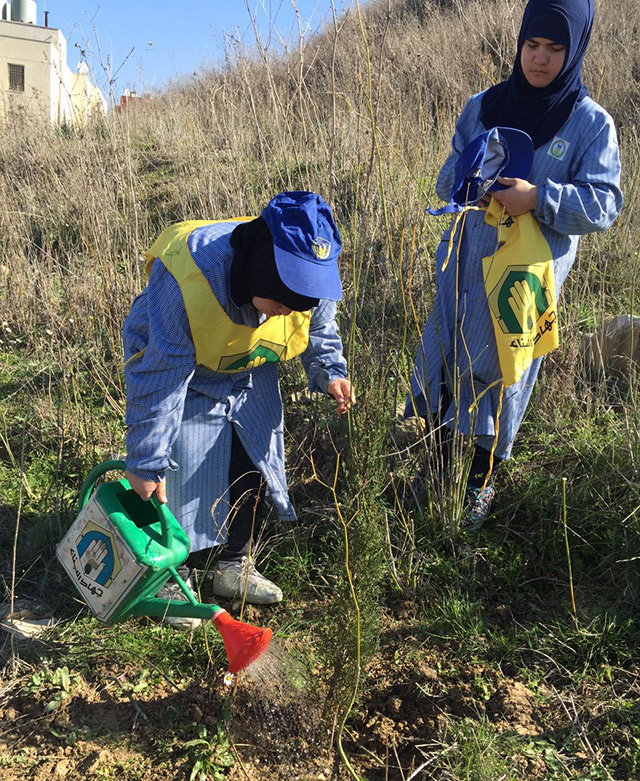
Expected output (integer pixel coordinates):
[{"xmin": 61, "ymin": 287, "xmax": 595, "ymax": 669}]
[
  {"xmin": 496, "ymin": 271, "xmax": 551, "ymax": 335},
  {"xmin": 223, "ymin": 344, "xmax": 280, "ymax": 372}
]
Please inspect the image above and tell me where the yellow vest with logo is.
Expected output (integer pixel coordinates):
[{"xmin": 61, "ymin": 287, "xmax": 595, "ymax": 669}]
[
  {"xmin": 143, "ymin": 219, "xmax": 312, "ymax": 374},
  {"xmin": 437, "ymin": 198, "xmax": 559, "ymax": 481},
  {"xmin": 482, "ymin": 197, "xmax": 559, "ymax": 386}
]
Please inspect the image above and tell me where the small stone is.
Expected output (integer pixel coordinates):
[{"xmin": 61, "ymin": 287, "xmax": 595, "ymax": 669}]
[
  {"xmin": 54, "ymin": 759, "xmax": 71, "ymax": 777},
  {"xmin": 87, "ymin": 752, "xmax": 107, "ymax": 772}
]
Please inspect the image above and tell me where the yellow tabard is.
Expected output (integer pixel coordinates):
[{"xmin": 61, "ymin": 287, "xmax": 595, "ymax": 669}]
[
  {"xmin": 482, "ymin": 198, "xmax": 559, "ymax": 386},
  {"xmin": 144, "ymin": 220, "xmax": 311, "ymax": 373}
]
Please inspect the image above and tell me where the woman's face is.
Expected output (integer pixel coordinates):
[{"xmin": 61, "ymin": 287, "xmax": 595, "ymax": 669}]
[
  {"xmin": 520, "ymin": 37, "xmax": 566, "ymax": 88},
  {"xmin": 252, "ymin": 296, "xmax": 293, "ymax": 318}
]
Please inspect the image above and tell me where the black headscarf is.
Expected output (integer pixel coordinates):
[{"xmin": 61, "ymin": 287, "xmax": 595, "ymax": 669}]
[
  {"xmin": 479, "ymin": 0, "xmax": 594, "ymax": 149},
  {"xmin": 229, "ymin": 217, "xmax": 319, "ymax": 311}
]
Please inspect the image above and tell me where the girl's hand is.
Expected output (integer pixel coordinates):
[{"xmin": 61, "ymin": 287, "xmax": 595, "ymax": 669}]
[
  {"xmin": 492, "ymin": 177, "xmax": 538, "ymax": 216},
  {"xmin": 125, "ymin": 470, "xmax": 167, "ymax": 503},
  {"xmin": 327, "ymin": 378, "xmax": 356, "ymax": 415}
]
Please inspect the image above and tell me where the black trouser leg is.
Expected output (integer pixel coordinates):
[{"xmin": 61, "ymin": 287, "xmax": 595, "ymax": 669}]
[
  {"xmin": 425, "ymin": 375, "xmax": 502, "ymax": 487},
  {"xmin": 467, "ymin": 445, "xmax": 502, "ymax": 488},
  {"xmin": 219, "ymin": 426, "xmax": 265, "ymax": 562},
  {"xmin": 420, "ymin": 374, "xmax": 453, "ymax": 474}
]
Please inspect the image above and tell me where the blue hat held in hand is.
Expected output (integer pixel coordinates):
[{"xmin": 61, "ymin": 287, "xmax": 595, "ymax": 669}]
[
  {"xmin": 428, "ymin": 127, "xmax": 534, "ymax": 215},
  {"xmin": 262, "ymin": 191, "xmax": 343, "ymax": 301}
]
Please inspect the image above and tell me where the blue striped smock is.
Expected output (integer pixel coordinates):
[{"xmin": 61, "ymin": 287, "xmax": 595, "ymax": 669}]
[
  {"xmin": 123, "ymin": 220, "xmax": 348, "ymax": 551},
  {"xmin": 407, "ymin": 92, "xmax": 623, "ymax": 459}
]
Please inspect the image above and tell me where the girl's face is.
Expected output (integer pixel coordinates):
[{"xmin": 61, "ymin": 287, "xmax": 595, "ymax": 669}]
[
  {"xmin": 252, "ymin": 296, "xmax": 293, "ymax": 318},
  {"xmin": 520, "ymin": 37, "xmax": 566, "ymax": 88}
]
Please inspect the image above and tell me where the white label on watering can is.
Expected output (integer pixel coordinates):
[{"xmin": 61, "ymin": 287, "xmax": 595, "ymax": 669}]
[{"xmin": 56, "ymin": 496, "xmax": 146, "ymax": 621}]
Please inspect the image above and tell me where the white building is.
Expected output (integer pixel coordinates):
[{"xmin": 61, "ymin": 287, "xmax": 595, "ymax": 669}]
[{"xmin": 0, "ymin": 0, "xmax": 106, "ymax": 125}]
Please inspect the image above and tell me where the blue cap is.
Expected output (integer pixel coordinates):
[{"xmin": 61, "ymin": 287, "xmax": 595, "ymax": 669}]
[
  {"xmin": 261, "ymin": 191, "xmax": 343, "ymax": 301},
  {"xmin": 428, "ymin": 127, "xmax": 534, "ymax": 215}
]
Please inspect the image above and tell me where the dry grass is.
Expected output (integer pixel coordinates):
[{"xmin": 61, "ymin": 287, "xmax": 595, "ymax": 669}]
[{"xmin": 0, "ymin": 0, "xmax": 638, "ymax": 365}]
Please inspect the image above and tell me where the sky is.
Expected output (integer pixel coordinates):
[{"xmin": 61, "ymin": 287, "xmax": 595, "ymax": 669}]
[{"xmin": 34, "ymin": 0, "xmax": 353, "ymax": 99}]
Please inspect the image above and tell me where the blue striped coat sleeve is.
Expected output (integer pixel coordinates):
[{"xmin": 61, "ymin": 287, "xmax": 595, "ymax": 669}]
[
  {"xmin": 300, "ymin": 299, "xmax": 349, "ymax": 394},
  {"xmin": 534, "ymin": 116, "xmax": 622, "ymax": 235},
  {"xmin": 123, "ymin": 262, "xmax": 195, "ymax": 481}
]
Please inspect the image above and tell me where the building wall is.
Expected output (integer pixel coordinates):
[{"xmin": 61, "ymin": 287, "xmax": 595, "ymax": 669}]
[
  {"xmin": 71, "ymin": 65, "xmax": 107, "ymax": 123},
  {"xmin": 47, "ymin": 26, "xmax": 73, "ymax": 122},
  {"xmin": 0, "ymin": 18, "xmax": 104, "ymax": 124}
]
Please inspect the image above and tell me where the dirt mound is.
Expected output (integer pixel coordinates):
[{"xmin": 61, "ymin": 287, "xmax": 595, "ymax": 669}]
[{"xmin": 487, "ymin": 679, "xmax": 547, "ymax": 736}]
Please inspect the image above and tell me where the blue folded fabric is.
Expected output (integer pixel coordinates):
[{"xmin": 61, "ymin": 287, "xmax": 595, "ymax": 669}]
[{"xmin": 427, "ymin": 127, "xmax": 534, "ymax": 215}]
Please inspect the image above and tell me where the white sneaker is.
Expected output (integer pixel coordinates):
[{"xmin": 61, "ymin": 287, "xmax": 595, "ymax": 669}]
[
  {"xmin": 156, "ymin": 576, "xmax": 202, "ymax": 631},
  {"xmin": 212, "ymin": 556, "xmax": 283, "ymax": 605}
]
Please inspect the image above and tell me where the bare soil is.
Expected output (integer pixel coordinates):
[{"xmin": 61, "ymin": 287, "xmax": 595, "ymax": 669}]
[{"xmin": 0, "ymin": 598, "xmax": 569, "ymax": 780}]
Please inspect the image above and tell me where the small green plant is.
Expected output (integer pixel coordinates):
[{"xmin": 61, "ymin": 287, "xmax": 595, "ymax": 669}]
[
  {"xmin": 48, "ymin": 727, "xmax": 79, "ymax": 746},
  {"xmin": 129, "ymin": 668, "xmax": 150, "ymax": 694},
  {"xmin": 183, "ymin": 724, "xmax": 235, "ymax": 781},
  {"xmin": 23, "ymin": 665, "xmax": 81, "ymax": 712}
]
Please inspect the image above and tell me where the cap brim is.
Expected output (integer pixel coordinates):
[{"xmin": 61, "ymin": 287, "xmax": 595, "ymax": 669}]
[{"xmin": 273, "ymin": 245, "xmax": 343, "ymax": 301}]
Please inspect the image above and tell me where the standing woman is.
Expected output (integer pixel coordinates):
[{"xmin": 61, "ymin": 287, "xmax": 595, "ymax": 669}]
[{"xmin": 407, "ymin": 0, "xmax": 622, "ymax": 525}]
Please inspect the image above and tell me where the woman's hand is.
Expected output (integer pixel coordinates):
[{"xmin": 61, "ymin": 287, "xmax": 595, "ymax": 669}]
[
  {"xmin": 327, "ymin": 378, "xmax": 356, "ymax": 415},
  {"xmin": 492, "ymin": 177, "xmax": 538, "ymax": 216},
  {"xmin": 125, "ymin": 470, "xmax": 167, "ymax": 503}
]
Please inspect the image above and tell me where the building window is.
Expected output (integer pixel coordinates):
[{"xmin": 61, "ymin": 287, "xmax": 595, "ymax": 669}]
[{"xmin": 9, "ymin": 64, "xmax": 25, "ymax": 92}]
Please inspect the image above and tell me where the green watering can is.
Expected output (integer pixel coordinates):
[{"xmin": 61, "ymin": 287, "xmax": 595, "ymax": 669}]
[{"xmin": 56, "ymin": 460, "xmax": 272, "ymax": 673}]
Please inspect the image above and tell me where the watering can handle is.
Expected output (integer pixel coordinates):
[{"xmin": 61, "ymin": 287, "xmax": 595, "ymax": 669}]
[
  {"xmin": 77, "ymin": 459, "xmax": 127, "ymax": 513},
  {"xmin": 77, "ymin": 459, "xmax": 174, "ymax": 558}
]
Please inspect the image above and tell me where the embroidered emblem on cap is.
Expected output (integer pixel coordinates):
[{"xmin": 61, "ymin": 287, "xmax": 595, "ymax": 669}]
[
  {"xmin": 313, "ymin": 237, "xmax": 331, "ymax": 259},
  {"xmin": 548, "ymin": 137, "xmax": 569, "ymax": 160}
]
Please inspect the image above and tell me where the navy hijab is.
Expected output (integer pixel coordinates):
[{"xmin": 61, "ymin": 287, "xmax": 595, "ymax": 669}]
[
  {"xmin": 480, "ymin": 0, "xmax": 594, "ymax": 149},
  {"xmin": 229, "ymin": 217, "xmax": 319, "ymax": 311}
]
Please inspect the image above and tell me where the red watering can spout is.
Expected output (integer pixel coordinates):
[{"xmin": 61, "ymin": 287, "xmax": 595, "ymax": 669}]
[{"xmin": 212, "ymin": 608, "xmax": 273, "ymax": 673}]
